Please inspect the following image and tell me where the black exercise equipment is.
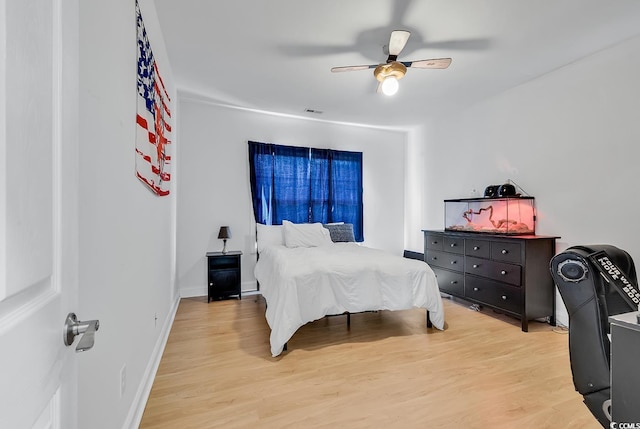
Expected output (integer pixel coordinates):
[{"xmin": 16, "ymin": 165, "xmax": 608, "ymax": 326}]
[{"xmin": 550, "ymin": 245, "xmax": 640, "ymax": 428}]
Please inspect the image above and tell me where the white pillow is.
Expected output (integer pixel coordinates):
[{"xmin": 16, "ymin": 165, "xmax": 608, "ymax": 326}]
[
  {"xmin": 256, "ymin": 223, "xmax": 284, "ymax": 253},
  {"xmin": 283, "ymin": 220, "xmax": 332, "ymax": 248}
]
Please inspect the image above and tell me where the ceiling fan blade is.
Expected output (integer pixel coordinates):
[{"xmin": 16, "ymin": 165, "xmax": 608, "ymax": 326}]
[
  {"xmin": 331, "ymin": 64, "xmax": 377, "ymax": 73},
  {"xmin": 388, "ymin": 30, "xmax": 411, "ymax": 56},
  {"xmin": 403, "ymin": 58, "xmax": 452, "ymax": 69}
]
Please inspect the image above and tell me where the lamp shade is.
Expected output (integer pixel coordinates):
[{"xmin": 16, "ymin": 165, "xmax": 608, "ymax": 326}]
[{"xmin": 218, "ymin": 226, "xmax": 231, "ymax": 239}]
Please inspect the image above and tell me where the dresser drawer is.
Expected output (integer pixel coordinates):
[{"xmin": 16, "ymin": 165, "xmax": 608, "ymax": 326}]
[
  {"xmin": 443, "ymin": 236, "xmax": 464, "ymax": 255},
  {"xmin": 427, "ymin": 250, "xmax": 464, "ymax": 272},
  {"xmin": 432, "ymin": 267, "xmax": 464, "ymax": 296},
  {"xmin": 465, "ymin": 238, "xmax": 491, "ymax": 259},
  {"xmin": 465, "ymin": 276, "xmax": 523, "ymax": 315},
  {"xmin": 425, "ymin": 234, "xmax": 444, "ymax": 251},
  {"xmin": 465, "ymin": 256, "xmax": 522, "ymax": 286},
  {"xmin": 491, "ymin": 241, "xmax": 522, "ymax": 264}
]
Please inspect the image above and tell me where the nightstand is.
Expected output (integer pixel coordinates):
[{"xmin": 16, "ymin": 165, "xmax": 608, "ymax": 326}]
[{"xmin": 206, "ymin": 251, "xmax": 242, "ymax": 302}]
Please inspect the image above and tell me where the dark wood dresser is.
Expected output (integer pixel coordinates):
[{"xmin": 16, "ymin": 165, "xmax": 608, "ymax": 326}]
[{"xmin": 423, "ymin": 230, "xmax": 559, "ymax": 331}]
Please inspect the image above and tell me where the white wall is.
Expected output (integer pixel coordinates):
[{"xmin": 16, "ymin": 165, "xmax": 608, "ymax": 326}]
[
  {"xmin": 78, "ymin": 1, "xmax": 178, "ymax": 428},
  {"xmin": 176, "ymin": 99, "xmax": 407, "ymax": 297},
  {"xmin": 404, "ymin": 126, "xmax": 429, "ymax": 251},
  {"xmin": 406, "ymin": 35, "xmax": 640, "ymax": 326}
]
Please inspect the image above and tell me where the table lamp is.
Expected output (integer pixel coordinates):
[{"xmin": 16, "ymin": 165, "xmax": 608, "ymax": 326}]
[{"xmin": 218, "ymin": 226, "xmax": 231, "ymax": 254}]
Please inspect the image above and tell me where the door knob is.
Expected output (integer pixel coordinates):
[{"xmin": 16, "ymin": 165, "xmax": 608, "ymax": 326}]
[{"xmin": 64, "ymin": 313, "xmax": 100, "ymax": 352}]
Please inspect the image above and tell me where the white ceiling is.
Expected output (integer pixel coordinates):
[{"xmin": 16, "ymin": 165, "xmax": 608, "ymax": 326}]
[{"xmin": 153, "ymin": 0, "xmax": 640, "ymax": 130}]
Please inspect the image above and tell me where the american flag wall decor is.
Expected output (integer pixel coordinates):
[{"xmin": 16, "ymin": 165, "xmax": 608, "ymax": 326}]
[{"xmin": 135, "ymin": 0, "xmax": 172, "ymax": 196}]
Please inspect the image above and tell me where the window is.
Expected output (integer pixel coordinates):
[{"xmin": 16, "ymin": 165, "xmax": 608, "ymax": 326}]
[{"xmin": 248, "ymin": 141, "xmax": 363, "ymax": 241}]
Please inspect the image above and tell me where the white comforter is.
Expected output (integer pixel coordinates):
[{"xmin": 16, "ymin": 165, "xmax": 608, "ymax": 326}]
[{"xmin": 255, "ymin": 243, "xmax": 444, "ymax": 356}]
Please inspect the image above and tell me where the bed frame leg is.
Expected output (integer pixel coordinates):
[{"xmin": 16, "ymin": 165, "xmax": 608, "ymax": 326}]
[
  {"xmin": 283, "ymin": 342, "xmax": 287, "ymax": 351},
  {"xmin": 347, "ymin": 312, "xmax": 351, "ymax": 328},
  {"xmin": 426, "ymin": 310, "xmax": 432, "ymax": 328}
]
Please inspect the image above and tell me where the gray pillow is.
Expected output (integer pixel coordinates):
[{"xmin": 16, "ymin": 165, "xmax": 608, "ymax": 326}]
[{"xmin": 323, "ymin": 223, "xmax": 356, "ymax": 242}]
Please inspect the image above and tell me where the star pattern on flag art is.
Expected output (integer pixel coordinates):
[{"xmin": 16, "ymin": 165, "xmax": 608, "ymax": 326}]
[{"xmin": 135, "ymin": 0, "xmax": 172, "ymax": 196}]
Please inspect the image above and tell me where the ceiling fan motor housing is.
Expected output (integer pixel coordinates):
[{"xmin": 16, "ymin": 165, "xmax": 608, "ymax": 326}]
[{"xmin": 374, "ymin": 61, "xmax": 407, "ymax": 82}]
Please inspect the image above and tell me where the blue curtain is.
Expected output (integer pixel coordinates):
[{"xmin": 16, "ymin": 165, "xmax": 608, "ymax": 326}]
[
  {"xmin": 329, "ymin": 150, "xmax": 363, "ymax": 241},
  {"xmin": 272, "ymin": 145, "xmax": 310, "ymax": 224},
  {"xmin": 248, "ymin": 141, "xmax": 363, "ymax": 241},
  {"xmin": 248, "ymin": 142, "xmax": 273, "ymax": 224},
  {"xmin": 309, "ymin": 148, "xmax": 330, "ymax": 223}
]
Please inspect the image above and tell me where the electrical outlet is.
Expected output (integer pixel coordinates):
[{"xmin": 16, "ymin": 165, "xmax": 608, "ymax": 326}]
[{"xmin": 120, "ymin": 365, "xmax": 126, "ymax": 397}]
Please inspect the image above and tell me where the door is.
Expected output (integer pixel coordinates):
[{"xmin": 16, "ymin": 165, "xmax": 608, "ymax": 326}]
[{"xmin": 0, "ymin": 0, "xmax": 80, "ymax": 427}]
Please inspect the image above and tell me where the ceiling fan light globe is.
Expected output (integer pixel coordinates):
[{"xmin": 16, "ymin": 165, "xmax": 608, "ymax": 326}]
[{"xmin": 381, "ymin": 76, "xmax": 399, "ymax": 96}]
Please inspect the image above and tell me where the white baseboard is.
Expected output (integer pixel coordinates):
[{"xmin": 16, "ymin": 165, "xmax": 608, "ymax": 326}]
[
  {"xmin": 179, "ymin": 285, "xmax": 206, "ymax": 298},
  {"xmin": 123, "ymin": 295, "xmax": 180, "ymax": 429},
  {"xmin": 179, "ymin": 281, "xmax": 258, "ymax": 298}
]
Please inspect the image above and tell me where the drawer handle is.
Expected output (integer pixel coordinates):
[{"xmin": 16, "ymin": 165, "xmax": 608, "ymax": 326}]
[
  {"xmin": 501, "ymin": 295, "xmax": 508, "ymax": 300},
  {"xmin": 451, "ymin": 280, "xmax": 458, "ymax": 284},
  {"xmin": 432, "ymin": 257, "xmax": 437, "ymax": 261},
  {"xmin": 450, "ymin": 243, "xmax": 456, "ymax": 247},
  {"xmin": 450, "ymin": 261, "xmax": 457, "ymax": 265},
  {"xmin": 432, "ymin": 241, "xmax": 438, "ymax": 245},
  {"xmin": 472, "ymin": 264, "xmax": 479, "ymax": 268},
  {"xmin": 501, "ymin": 249, "xmax": 508, "ymax": 255},
  {"xmin": 473, "ymin": 246, "xmax": 480, "ymax": 251},
  {"xmin": 501, "ymin": 270, "xmax": 507, "ymax": 275},
  {"xmin": 473, "ymin": 287, "xmax": 479, "ymax": 291}
]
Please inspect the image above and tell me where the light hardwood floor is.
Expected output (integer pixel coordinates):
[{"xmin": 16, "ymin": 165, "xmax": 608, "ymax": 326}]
[{"xmin": 140, "ymin": 295, "xmax": 600, "ymax": 429}]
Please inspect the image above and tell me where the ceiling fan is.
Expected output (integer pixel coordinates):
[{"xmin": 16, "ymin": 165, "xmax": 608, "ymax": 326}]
[{"xmin": 331, "ymin": 30, "xmax": 452, "ymax": 96}]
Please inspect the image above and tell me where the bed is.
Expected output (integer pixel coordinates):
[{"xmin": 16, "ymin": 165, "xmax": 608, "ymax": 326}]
[{"xmin": 255, "ymin": 221, "xmax": 445, "ymax": 357}]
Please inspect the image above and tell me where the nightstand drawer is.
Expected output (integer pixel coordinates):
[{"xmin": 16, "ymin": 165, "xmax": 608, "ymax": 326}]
[
  {"xmin": 209, "ymin": 270, "xmax": 239, "ymax": 295},
  {"xmin": 209, "ymin": 256, "xmax": 240, "ymax": 270}
]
